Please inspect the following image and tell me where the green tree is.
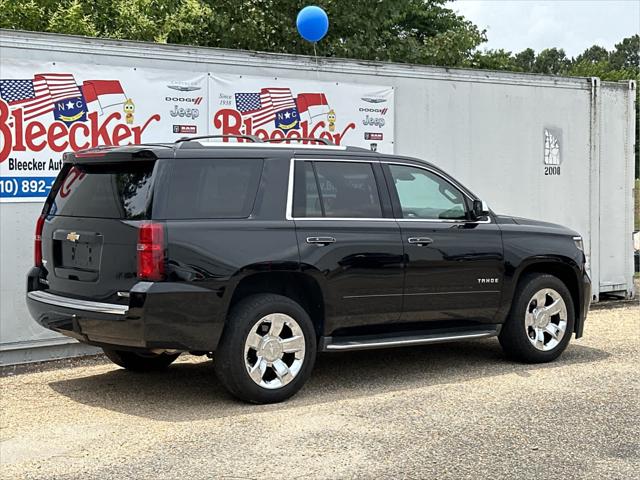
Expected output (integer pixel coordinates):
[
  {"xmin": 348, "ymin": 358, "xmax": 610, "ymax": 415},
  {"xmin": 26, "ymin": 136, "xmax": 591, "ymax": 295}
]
[
  {"xmin": 574, "ymin": 45, "xmax": 609, "ymax": 64},
  {"xmin": 0, "ymin": 0, "xmax": 487, "ymax": 67},
  {"xmin": 567, "ymin": 60, "xmax": 637, "ymax": 81},
  {"xmin": 0, "ymin": 0, "xmax": 46, "ymax": 32},
  {"xmin": 467, "ymin": 49, "xmax": 518, "ymax": 71},
  {"xmin": 609, "ymin": 34, "xmax": 640, "ymax": 70},
  {"xmin": 514, "ymin": 48, "xmax": 535, "ymax": 72},
  {"xmin": 533, "ymin": 48, "xmax": 570, "ymax": 75},
  {"xmin": 48, "ymin": 0, "xmax": 98, "ymax": 37}
]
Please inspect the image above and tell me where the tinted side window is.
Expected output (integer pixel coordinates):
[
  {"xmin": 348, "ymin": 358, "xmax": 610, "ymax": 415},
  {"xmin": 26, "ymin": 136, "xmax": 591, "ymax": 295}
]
[
  {"xmin": 160, "ymin": 158, "xmax": 263, "ymax": 219},
  {"xmin": 389, "ymin": 164, "xmax": 467, "ymax": 220},
  {"xmin": 293, "ymin": 161, "xmax": 322, "ymax": 217},
  {"xmin": 314, "ymin": 162, "xmax": 382, "ymax": 218}
]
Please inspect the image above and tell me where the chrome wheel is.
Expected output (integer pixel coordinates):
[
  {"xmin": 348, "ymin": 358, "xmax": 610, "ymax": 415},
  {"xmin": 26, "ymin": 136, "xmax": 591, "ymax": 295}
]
[
  {"xmin": 525, "ymin": 288, "xmax": 568, "ymax": 351},
  {"xmin": 244, "ymin": 313, "xmax": 306, "ymax": 390}
]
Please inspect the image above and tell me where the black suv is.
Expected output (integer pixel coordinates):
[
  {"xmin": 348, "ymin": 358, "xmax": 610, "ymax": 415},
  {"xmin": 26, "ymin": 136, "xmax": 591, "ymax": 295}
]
[{"xmin": 27, "ymin": 136, "xmax": 591, "ymax": 403}]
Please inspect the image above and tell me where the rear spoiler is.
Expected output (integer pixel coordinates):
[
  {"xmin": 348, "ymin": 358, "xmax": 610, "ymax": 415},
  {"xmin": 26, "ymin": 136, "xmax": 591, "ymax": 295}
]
[{"xmin": 63, "ymin": 146, "xmax": 167, "ymax": 164}]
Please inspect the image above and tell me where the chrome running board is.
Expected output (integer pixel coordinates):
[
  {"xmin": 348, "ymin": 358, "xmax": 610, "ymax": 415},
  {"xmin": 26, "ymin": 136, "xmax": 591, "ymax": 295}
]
[{"xmin": 320, "ymin": 327, "xmax": 499, "ymax": 352}]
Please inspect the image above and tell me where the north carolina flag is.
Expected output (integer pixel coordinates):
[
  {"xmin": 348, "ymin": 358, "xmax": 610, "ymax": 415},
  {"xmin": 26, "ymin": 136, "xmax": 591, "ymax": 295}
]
[
  {"xmin": 81, "ymin": 80, "xmax": 127, "ymax": 109},
  {"xmin": 296, "ymin": 93, "xmax": 330, "ymax": 123},
  {"xmin": 0, "ymin": 73, "xmax": 83, "ymax": 121}
]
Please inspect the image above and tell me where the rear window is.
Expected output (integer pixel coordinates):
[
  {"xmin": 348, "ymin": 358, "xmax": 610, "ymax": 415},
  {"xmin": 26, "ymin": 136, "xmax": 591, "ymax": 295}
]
[
  {"xmin": 50, "ymin": 162, "xmax": 155, "ymax": 219},
  {"xmin": 159, "ymin": 158, "xmax": 264, "ymax": 219}
]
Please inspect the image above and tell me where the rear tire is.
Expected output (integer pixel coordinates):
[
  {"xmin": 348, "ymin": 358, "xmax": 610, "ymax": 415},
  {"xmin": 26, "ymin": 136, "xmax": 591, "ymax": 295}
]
[
  {"xmin": 214, "ymin": 294, "xmax": 317, "ymax": 404},
  {"xmin": 102, "ymin": 348, "xmax": 180, "ymax": 371},
  {"xmin": 499, "ymin": 273, "xmax": 575, "ymax": 363}
]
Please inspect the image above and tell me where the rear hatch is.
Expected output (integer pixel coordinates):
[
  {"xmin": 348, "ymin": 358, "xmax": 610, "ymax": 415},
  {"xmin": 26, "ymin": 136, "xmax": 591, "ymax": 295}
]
[{"xmin": 39, "ymin": 156, "xmax": 158, "ymax": 304}]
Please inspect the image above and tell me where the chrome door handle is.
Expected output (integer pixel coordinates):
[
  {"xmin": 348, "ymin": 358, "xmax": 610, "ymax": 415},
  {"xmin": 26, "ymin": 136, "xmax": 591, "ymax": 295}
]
[
  {"xmin": 306, "ymin": 236, "xmax": 336, "ymax": 245},
  {"xmin": 407, "ymin": 237, "xmax": 433, "ymax": 246}
]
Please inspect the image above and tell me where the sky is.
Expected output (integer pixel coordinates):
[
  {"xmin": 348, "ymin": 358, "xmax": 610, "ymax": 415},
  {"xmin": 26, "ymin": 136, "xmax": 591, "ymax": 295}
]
[{"xmin": 454, "ymin": 0, "xmax": 640, "ymax": 58}]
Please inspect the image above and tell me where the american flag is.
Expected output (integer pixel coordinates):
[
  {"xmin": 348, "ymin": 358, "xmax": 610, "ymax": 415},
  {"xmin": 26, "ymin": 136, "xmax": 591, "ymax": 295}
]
[
  {"xmin": 0, "ymin": 73, "xmax": 83, "ymax": 121},
  {"xmin": 235, "ymin": 88, "xmax": 298, "ymax": 127}
]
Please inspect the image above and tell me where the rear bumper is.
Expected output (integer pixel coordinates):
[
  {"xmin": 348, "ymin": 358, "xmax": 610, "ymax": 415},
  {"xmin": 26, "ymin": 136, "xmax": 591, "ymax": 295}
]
[
  {"xmin": 26, "ymin": 268, "xmax": 226, "ymax": 352},
  {"xmin": 27, "ymin": 290, "xmax": 129, "ymax": 315}
]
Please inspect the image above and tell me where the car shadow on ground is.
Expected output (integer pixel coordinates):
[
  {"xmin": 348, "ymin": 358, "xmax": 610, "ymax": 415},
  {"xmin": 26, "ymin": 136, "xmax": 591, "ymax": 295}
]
[{"xmin": 48, "ymin": 339, "xmax": 610, "ymax": 422}]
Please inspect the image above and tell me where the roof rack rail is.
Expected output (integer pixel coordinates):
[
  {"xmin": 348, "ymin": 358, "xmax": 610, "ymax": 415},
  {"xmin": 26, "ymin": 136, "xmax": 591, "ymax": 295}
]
[
  {"xmin": 174, "ymin": 134, "xmax": 263, "ymax": 146},
  {"xmin": 262, "ymin": 137, "xmax": 335, "ymax": 146},
  {"xmin": 136, "ymin": 143, "xmax": 174, "ymax": 149}
]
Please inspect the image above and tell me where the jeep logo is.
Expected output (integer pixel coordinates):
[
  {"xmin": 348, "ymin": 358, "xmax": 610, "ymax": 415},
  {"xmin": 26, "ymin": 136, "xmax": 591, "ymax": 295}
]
[
  {"xmin": 362, "ymin": 115, "xmax": 385, "ymax": 128},
  {"xmin": 165, "ymin": 96, "xmax": 203, "ymax": 105},
  {"xmin": 170, "ymin": 106, "xmax": 200, "ymax": 119}
]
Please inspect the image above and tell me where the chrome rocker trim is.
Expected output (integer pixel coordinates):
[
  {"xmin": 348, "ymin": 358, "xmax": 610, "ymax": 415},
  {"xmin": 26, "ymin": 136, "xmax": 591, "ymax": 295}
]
[
  {"xmin": 321, "ymin": 329, "xmax": 498, "ymax": 352},
  {"xmin": 27, "ymin": 290, "xmax": 129, "ymax": 316}
]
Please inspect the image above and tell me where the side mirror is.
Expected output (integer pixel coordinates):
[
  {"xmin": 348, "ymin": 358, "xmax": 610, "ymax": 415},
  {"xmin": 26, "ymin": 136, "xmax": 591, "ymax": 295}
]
[{"xmin": 472, "ymin": 199, "xmax": 490, "ymax": 220}]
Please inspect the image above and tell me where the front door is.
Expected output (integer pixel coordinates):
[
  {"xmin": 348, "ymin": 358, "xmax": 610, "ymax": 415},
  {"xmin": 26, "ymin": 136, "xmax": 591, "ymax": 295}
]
[
  {"xmin": 291, "ymin": 158, "xmax": 404, "ymax": 335},
  {"xmin": 383, "ymin": 162, "xmax": 504, "ymax": 324}
]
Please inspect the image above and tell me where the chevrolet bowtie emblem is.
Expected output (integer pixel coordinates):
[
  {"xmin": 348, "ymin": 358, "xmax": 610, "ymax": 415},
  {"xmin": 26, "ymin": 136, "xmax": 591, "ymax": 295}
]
[{"xmin": 66, "ymin": 232, "xmax": 80, "ymax": 242}]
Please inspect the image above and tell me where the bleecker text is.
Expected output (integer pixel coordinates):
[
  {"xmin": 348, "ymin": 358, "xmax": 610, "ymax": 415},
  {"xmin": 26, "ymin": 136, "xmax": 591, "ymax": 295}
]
[
  {"xmin": 0, "ymin": 100, "xmax": 161, "ymax": 163},
  {"xmin": 8, "ymin": 159, "xmax": 47, "ymax": 171},
  {"xmin": 214, "ymin": 109, "xmax": 356, "ymax": 144}
]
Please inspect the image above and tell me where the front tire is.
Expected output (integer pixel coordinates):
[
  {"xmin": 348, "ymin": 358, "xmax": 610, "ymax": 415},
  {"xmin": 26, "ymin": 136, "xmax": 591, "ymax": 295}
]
[
  {"xmin": 102, "ymin": 348, "xmax": 180, "ymax": 372},
  {"xmin": 214, "ymin": 294, "xmax": 317, "ymax": 404},
  {"xmin": 499, "ymin": 273, "xmax": 575, "ymax": 363}
]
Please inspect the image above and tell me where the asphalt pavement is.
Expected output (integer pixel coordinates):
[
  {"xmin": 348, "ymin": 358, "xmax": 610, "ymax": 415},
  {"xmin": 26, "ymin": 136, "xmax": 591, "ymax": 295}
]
[{"xmin": 1, "ymin": 302, "xmax": 638, "ymax": 479}]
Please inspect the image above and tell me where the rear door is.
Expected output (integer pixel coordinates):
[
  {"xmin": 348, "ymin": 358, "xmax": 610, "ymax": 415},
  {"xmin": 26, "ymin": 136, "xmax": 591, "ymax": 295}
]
[
  {"xmin": 291, "ymin": 157, "xmax": 404, "ymax": 335},
  {"xmin": 41, "ymin": 160, "xmax": 159, "ymax": 304},
  {"xmin": 383, "ymin": 161, "xmax": 504, "ymax": 324}
]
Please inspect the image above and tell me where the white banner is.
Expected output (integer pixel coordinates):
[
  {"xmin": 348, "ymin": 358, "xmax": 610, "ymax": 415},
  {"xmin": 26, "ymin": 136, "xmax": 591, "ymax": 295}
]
[
  {"xmin": 0, "ymin": 60, "xmax": 208, "ymax": 202},
  {"xmin": 210, "ymin": 74, "xmax": 394, "ymax": 152},
  {"xmin": 0, "ymin": 62, "xmax": 394, "ymax": 203}
]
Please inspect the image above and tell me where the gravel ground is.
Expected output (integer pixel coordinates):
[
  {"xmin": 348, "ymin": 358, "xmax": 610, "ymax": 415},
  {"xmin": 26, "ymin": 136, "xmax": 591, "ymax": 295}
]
[{"xmin": 1, "ymin": 302, "xmax": 638, "ymax": 480}]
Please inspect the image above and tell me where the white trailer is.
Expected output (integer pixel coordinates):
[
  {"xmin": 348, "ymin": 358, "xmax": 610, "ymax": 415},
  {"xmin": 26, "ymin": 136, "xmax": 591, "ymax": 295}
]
[{"xmin": 0, "ymin": 30, "xmax": 635, "ymax": 365}]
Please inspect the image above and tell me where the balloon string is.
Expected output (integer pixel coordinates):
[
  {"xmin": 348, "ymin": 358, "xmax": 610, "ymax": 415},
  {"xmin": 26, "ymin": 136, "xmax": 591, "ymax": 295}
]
[
  {"xmin": 313, "ymin": 42, "xmax": 320, "ymax": 81},
  {"xmin": 313, "ymin": 42, "xmax": 329, "ymax": 116}
]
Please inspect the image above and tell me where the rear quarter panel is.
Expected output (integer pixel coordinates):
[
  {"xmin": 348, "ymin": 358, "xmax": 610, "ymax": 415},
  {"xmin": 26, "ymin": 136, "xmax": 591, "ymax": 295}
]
[{"xmin": 158, "ymin": 156, "xmax": 300, "ymax": 343}]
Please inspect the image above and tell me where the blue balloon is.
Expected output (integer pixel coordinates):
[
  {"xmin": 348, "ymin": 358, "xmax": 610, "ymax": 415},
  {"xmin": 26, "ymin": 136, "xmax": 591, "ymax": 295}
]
[{"xmin": 296, "ymin": 6, "xmax": 329, "ymax": 42}]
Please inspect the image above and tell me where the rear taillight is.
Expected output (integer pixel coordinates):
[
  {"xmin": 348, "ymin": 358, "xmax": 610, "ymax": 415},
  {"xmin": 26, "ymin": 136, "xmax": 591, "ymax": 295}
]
[
  {"xmin": 34, "ymin": 214, "xmax": 45, "ymax": 267},
  {"xmin": 137, "ymin": 222, "xmax": 165, "ymax": 281}
]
